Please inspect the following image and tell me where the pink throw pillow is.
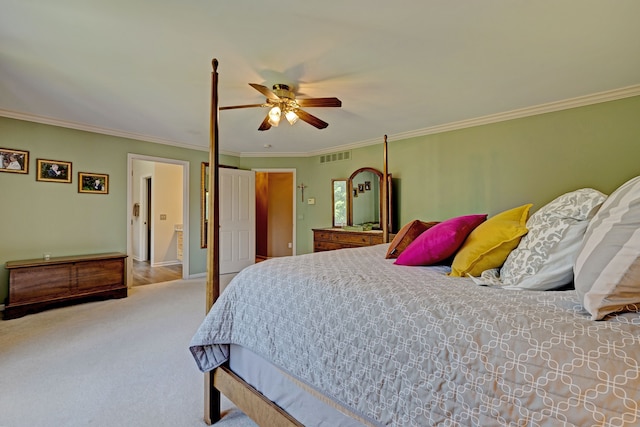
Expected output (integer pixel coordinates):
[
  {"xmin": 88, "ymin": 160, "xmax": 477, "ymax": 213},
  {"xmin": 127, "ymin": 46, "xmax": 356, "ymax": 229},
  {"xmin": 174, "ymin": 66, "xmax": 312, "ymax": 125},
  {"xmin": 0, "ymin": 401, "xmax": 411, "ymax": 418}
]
[{"xmin": 394, "ymin": 214, "xmax": 487, "ymax": 266}]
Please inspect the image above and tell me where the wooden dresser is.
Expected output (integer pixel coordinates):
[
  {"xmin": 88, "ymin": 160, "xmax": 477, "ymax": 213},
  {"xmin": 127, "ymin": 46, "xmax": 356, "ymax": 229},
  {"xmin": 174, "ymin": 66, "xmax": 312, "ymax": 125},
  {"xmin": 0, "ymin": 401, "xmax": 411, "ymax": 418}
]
[
  {"xmin": 4, "ymin": 252, "xmax": 127, "ymax": 319},
  {"xmin": 313, "ymin": 228, "xmax": 392, "ymax": 252}
]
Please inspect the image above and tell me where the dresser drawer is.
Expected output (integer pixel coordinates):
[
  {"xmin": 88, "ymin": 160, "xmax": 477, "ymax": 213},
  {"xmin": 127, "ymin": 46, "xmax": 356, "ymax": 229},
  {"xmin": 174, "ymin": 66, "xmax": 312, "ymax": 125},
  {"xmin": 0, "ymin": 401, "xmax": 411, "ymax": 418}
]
[
  {"xmin": 331, "ymin": 233, "xmax": 371, "ymax": 245},
  {"xmin": 314, "ymin": 241, "xmax": 352, "ymax": 251},
  {"xmin": 313, "ymin": 228, "xmax": 389, "ymax": 252},
  {"xmin": 313, "ymin": 231, "xmax": 335, "ymax": 242}
]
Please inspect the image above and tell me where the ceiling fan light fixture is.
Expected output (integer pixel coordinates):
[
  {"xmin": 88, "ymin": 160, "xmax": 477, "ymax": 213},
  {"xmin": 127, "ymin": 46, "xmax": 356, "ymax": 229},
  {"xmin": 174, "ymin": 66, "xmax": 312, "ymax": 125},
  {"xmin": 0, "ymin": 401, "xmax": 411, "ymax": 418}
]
[
  {"xmin": 285, "ymin": 110, "xmax": 299, "ymax": 125},
  {"xmin": 223, "ymin": 82, "xmax": 341, "ymax": 131},
  {"xmin": 268, "ymin": 106, "xmax": 281, "ymax": 126}
]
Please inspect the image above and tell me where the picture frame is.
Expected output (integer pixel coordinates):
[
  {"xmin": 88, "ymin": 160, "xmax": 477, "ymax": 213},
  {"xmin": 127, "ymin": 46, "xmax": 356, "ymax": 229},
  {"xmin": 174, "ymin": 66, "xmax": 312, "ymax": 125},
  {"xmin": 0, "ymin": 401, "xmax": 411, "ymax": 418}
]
[
  {"xmin": 364, "ymin": 181, "xmax": 371, "ymax": 191},
  {"xmin": 358, "ymin": 183, "xmax": 365, "ymax": 193},
  {"xmin": 78, "ymin": 172, "xmax": 109, "ymax": 194},
  {"xmin": 36, "ymin": 159, "xmax": 72, "ymax": 183},
  {"xmin": 0, "ymin": 148, "xmax": 29, "ymax": 174}
]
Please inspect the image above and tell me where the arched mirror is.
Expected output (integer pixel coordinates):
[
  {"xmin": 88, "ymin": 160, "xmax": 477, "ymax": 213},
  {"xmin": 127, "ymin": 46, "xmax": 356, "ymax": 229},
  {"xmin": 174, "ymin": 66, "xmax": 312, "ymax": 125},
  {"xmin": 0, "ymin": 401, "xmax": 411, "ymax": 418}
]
[{"xmin": 346, "ymin": 167, "xmax": 392, "ymax": 231}]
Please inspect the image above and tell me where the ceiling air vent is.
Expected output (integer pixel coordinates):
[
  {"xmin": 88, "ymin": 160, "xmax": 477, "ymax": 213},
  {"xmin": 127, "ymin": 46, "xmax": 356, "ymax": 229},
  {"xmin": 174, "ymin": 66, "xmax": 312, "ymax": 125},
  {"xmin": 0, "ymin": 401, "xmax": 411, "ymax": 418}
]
[{"xmin": 320, "ymin": 150, "xmax": 351, "ymax": 164}]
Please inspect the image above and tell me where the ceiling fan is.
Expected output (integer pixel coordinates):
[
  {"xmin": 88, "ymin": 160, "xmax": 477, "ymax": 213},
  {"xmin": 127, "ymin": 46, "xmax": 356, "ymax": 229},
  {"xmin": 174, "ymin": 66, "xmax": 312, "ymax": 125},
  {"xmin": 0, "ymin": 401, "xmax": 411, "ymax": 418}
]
[{"xmin": 220, "ymin": 83, "xmax": 342, "ymax": 131}]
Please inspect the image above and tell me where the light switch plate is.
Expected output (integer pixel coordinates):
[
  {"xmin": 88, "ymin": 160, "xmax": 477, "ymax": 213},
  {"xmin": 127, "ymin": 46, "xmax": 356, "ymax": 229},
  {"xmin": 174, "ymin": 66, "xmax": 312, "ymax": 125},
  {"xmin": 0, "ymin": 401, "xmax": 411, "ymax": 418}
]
[{"xmin": 307, "ymin": 198, "xmax": 316, "ymax": 205}]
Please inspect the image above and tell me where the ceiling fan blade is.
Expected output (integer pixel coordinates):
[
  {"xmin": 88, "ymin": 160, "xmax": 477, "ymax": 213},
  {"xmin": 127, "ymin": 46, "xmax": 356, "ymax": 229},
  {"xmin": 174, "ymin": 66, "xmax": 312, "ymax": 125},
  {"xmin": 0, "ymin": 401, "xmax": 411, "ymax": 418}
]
[
  {"xmin": 258, "ymin": 113, "xmax": 272, "ymax": 131},
  {"xmin": 295, "ymin": 109, "xmax": 329, "ymax": 129},
  {"xmin": 219, "ymin": 103, "xmax": 267, "ymax": 110},
  {"xmin": 249, "ymin": 83, "xmax": 280, "ymax": 101},
  {"xmin": 296, "ymin": 97, "xmax": 342, "ymax": 108}
]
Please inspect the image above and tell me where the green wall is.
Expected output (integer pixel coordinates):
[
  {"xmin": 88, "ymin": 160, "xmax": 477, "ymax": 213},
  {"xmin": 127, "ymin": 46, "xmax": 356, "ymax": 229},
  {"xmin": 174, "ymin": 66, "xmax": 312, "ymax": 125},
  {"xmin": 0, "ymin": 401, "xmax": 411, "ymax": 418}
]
[
  {"xmin": 385, "ymin": 95, "xmax": 640, "ymax": 222},
  {"xmin": 0, "ymin": 117, "xmax": 209, "ymax": 302},
  {"xmin": 1, "ymin": 94, "xmax": 639, "ymax": 304},
  {"xmin": 243, "ymin": 95, "xmax": 640, "ymax": 254}
]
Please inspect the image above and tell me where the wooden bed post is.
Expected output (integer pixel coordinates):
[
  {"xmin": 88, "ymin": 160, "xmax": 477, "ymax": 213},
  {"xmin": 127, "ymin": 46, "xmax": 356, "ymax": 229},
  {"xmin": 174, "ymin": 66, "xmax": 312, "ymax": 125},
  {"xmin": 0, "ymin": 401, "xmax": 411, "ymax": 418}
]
[
  {"xmin": 382, "ymin": 134, "xmax": 389, "ymax": 243},
  {"xmin": 200, "ymin": 58, "xmax": 304, "ymax": 427},
  {"xmin": 204, "ymin": 58, "xmax": 221, "ymax": 425}
]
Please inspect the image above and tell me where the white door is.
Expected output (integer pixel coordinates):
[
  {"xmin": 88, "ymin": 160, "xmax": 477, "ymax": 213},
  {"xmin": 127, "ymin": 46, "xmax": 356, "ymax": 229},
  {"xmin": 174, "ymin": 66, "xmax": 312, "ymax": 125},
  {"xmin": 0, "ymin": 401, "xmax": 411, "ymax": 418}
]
[{"xmin": 219, "ymin": 168, "xmax": 256, "ymax": 274}]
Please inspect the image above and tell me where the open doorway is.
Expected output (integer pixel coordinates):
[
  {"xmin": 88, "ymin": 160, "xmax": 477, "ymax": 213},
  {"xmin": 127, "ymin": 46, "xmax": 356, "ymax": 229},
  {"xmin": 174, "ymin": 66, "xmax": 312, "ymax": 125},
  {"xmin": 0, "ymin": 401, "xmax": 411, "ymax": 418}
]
[
  {"xmin": 254, "ymin": 168, "xmax": 296, "ymax": 261},
  {"xmin": 127, "ymin": 154, "xmax": 189, "ymax": 287}
]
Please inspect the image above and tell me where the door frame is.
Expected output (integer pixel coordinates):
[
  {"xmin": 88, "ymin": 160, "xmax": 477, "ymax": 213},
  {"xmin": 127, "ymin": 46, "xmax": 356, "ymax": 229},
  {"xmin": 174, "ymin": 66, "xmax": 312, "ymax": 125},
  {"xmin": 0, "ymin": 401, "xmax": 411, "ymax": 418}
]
[
  {"xmin": 252, "ymin": 168, "xmax": 297, "ymax": 256},
  {"xmin": 141, "ymin": 174, "xmax": 152, "ymax": 262},
  {"xmin": 127, "ymin": 153, "xmax": 190, "ymax": 286}
]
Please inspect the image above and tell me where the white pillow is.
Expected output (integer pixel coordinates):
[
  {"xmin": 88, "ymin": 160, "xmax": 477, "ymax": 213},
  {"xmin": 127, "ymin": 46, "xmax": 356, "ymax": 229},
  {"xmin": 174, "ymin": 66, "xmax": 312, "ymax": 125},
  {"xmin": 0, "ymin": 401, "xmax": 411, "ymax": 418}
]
[
  {"xmin": 575, "ymin": 176, "xmax": 640, "ymax": 320},
  {"xmin": 499, "ymin": 188, "xmax": 606, "ymax": 290}
]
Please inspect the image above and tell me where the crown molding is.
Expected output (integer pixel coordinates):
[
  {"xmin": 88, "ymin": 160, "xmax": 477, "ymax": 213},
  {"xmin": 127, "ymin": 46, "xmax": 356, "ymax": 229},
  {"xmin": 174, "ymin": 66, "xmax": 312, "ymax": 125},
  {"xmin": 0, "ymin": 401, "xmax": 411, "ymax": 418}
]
[
  {"xmin": 387, "ymin": 84, "xmax": 640, "ymax": 143},
  {"xmin": 3, "ymin": 84, "xmax": 639, "ymax": 158},
  {"xmin": 302, "ymin": 84, "xmax": 640, "ymax": 158},
  {"xmin": 0, "ymin": 109, "xmax": 208, "ymax": 152}
]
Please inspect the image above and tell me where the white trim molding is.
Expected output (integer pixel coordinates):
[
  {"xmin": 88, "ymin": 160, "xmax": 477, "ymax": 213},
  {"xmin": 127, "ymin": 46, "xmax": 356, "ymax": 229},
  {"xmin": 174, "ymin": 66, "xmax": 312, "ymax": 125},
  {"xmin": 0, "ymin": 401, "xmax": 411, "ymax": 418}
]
[
  {"xmin": 0, "ymin": 109, "xmax": 208, "ymax": 152},
  {"xmin": 2, "ymin": 84, "xmax": 639, "ymax": 158},
  {"xmin": 389, "ymin": 84, "xmax": 640, "ymax": 143},
  {"xmin": 302, "ymin": 84, "xmax": 640, "ymax": 157}
]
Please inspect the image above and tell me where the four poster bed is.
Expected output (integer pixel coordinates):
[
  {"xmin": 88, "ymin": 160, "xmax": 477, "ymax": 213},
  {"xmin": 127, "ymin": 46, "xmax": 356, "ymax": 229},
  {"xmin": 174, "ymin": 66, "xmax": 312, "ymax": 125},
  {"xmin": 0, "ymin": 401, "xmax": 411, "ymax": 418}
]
[{"xmin": 190, "ymin": 59, "xmax": 640, "ymax": 426}]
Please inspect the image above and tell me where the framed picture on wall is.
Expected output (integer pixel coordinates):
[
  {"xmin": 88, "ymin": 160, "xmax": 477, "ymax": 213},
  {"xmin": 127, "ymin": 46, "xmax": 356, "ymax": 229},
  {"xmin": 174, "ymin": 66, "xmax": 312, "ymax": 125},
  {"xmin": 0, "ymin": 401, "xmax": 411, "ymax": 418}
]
[
  {"xmin": 78, "ymin": 172, "xmax": 109, "ymax": 194},
  {"xmin": 0, "ymin": 147, "xmax": 29, "ymax": 174},
  {"xmin": 36, "ymin": 159, "xmax": 72, "ymax": 183}
]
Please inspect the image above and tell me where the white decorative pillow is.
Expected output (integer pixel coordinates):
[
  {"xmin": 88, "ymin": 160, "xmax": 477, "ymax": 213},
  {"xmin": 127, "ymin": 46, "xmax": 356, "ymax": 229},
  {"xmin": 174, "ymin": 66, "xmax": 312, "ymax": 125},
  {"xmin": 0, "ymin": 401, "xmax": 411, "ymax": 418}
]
[
  {"xmin": 575, "ymin": 176, "xmax": 640, "ymax": 320},
  {"xmin": 499, "ymin": 188, "xmax": 606, "ymax": 290}
]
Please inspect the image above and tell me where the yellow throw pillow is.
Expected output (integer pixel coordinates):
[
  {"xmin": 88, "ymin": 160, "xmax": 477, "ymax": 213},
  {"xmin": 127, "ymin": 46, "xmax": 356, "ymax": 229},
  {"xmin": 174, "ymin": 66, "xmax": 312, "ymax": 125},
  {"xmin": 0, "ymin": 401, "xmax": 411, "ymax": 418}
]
[{"xmin": 450, "ymin": 204, "xmax": 532, "ymax": 277}]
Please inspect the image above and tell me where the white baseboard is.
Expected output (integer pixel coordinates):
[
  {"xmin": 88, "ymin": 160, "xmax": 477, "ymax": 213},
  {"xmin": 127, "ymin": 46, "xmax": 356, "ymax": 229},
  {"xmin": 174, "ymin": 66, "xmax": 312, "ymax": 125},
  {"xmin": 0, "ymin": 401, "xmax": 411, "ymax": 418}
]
[{"xmin": 150, "ymin": 260, "xmax": 182, "ymax": 267}]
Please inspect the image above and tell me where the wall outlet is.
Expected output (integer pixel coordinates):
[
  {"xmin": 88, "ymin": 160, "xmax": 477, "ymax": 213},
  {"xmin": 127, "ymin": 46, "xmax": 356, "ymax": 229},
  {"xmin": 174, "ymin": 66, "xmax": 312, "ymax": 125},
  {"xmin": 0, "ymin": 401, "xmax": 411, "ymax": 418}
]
[
  {"xmin": 307, "ymin": 198, "xmax": 316, "ymax": 205},
  {"xmin": 160, "ymin": 214, "xmax": 167, "ymax": 220}
]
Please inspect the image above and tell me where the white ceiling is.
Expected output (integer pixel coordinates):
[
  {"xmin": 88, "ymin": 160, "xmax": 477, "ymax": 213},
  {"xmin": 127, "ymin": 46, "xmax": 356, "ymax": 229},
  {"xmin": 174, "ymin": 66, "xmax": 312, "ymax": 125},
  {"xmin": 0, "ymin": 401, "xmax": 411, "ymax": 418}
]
[{"xmin": 2, "ymin": 1, "xmax": 639, "ymax": 156}]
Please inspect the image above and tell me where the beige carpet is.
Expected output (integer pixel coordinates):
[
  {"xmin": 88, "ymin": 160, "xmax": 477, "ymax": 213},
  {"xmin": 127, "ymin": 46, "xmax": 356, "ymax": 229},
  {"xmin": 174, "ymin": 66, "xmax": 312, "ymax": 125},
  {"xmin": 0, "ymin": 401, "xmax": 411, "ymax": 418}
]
[{"xmin": 0, "ymin": 279, "xmax": 257, "ymax": 427}]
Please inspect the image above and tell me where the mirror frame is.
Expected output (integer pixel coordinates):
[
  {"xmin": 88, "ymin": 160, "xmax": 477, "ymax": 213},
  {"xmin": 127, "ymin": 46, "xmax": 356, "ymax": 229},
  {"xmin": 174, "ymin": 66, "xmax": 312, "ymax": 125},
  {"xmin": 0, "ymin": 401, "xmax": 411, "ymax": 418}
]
[
  {"xmin": 347, "ymin": 167, "xmax": 391, "ymax": 230},
  {"xmin": 200, "ymin": 162, "xmax": 209, "ymax": 248}
]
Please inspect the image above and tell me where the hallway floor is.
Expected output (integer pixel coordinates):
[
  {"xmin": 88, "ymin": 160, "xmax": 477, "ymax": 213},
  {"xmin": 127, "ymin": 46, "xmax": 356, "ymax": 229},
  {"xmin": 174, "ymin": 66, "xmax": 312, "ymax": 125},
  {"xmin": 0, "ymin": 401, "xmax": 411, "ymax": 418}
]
[{"xmin": 132, "ymin": 260, "xmax": 182, "ymax": 286}]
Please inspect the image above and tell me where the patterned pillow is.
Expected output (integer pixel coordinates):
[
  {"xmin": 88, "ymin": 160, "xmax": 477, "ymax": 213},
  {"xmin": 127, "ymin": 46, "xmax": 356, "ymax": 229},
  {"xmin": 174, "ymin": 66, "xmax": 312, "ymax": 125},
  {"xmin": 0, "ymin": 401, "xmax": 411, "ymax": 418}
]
[
  {"xmin": 575, "ymin": 175, "xmax": 640, "ymax": 320},
  {"xmin": 500, "ymin": 188, "xmax": 606, "ymax": 290},
  {"xmin": 394, "ymin": 214, "xmax": 486, "ymax": 266},
  {"xmin": 450, "ymin": 204, "xmax": 531, "ymax": 277},
  {"xmin": 385, "ymin": 220, "xmax": 439, "ymax": 259}
]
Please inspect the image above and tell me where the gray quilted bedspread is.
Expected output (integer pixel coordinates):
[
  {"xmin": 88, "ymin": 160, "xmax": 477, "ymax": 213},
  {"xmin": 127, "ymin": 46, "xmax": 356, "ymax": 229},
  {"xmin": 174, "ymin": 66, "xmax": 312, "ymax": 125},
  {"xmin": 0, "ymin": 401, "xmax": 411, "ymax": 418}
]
[{"xmin": 190, "ymin": 244, "xmax": 640, "ymax": 426}]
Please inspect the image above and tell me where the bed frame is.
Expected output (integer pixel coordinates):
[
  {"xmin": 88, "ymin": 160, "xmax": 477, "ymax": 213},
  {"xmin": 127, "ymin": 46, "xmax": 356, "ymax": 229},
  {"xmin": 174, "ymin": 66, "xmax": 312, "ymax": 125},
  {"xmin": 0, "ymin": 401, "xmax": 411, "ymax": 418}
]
[
  {"xmin": 203, "ymin": 59, "xmax": 390, "ymax": 426},
  {"xmin": 205, "ymin": 366, "xmax": 302, "ymax": 425}
]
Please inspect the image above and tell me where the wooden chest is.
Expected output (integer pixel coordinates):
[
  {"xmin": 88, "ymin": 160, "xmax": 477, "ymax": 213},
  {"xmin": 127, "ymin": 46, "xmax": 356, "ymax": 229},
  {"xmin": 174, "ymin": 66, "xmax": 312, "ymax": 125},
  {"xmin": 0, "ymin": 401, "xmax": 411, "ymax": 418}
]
[{"xmin": 4, "ymin": 252, "xmax": 127, "ymax": 319}]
